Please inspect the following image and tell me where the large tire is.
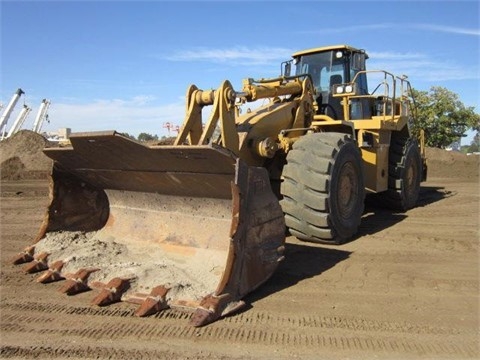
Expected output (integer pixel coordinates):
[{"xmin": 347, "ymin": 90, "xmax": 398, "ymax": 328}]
[
  {"xmin": 379, "ymin": 135, "xmax": 422, "ymax": 211},
  {"xmin": 280, "ymin": 133, "xmax": 365, "ymax": 244}
]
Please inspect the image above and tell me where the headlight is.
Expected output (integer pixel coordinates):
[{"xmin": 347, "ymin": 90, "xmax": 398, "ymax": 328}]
[
  {"xmin": 345, "ymin": 85, "xmax": 353, "ymax": 93},
  {"xmin": 336, "ymin": 85, "xmax": 344, "ymax": 94}
]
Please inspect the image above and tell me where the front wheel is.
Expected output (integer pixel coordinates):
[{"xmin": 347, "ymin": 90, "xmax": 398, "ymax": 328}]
[{"xmin": 280, "ymin": 133, "xmax": 365, "ymax": 244}]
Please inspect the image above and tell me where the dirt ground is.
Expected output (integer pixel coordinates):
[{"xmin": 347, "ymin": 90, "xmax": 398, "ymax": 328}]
[{"xmin": 0, "ymin": 131, "xmax": 478, "ymax": 359}]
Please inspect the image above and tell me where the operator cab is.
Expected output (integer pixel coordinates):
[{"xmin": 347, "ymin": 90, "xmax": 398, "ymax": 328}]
[{"xmin": 290, "ymin": 45, "xmax": 369, "ymax": 120}]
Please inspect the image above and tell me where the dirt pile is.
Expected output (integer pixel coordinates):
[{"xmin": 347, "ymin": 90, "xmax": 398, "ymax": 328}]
[
  {"xmin": 425, "ymin": 147, "xmax": 479, "ymax": 179},
  {"xmin": 0, "ymin": 130, "xmax": 53, "ymax": 180}
]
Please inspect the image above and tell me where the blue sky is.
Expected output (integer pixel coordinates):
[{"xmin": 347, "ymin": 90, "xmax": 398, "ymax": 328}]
[{"xmin": 1, "ymin": 1, "xmax": 479, "ymax": 143}]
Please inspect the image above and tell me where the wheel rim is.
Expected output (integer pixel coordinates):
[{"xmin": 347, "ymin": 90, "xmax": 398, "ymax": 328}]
[{"xmin": 337, "ymin": 161, "xmax": 359, "ymax": 219}]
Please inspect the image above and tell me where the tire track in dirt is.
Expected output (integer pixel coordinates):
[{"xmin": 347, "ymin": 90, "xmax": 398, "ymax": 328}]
[
  {"xmin": 1, "ymin": 300, "xmax": 477, "ymax": 358},
  {"xmin": 2, "ymin": 300, "xmax": 473, "ymax": 336},
  {"xmin": 0, "ymin": 345, "xmax": 215, "ymax": 360},
  {"xmin": 1, "ymin": 327, "xmax": 476, "ymax": 359}
]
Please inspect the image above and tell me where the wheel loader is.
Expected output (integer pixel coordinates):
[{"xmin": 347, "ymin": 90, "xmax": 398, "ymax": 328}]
[{"xmin": 13, "ymin": 44, "xmax": 427, "ymax": 326}]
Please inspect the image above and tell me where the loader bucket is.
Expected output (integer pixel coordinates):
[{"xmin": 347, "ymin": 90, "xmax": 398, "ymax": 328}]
[{"xmin": 14, "ymin": 131, "xmax": 285, "ymax": 326}]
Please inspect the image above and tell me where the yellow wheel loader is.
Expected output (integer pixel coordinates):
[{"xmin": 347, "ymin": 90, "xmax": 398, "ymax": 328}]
[{"xmin": 13, "ymin": 45, "xmax": 427, "ymax": 326}]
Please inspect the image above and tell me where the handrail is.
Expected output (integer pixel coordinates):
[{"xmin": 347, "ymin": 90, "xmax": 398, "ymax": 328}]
[{"xmin": 349, "ymin": 70, "xmax": 414, "ymax": 118}]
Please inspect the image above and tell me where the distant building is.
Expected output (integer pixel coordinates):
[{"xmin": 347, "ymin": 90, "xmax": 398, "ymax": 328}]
[
  {"xmin": 58, "ymin": 128, "xmax": 71, "ymax": 139},
  {"xmin": 44, "ymin": 128, "xmax": 71, "ymax": 142}
]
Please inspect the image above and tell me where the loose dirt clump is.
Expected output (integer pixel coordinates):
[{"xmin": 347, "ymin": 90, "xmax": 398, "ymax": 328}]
[{"xmin": 0, "ymin": 130, "xmax": 53, "ymax": 180}]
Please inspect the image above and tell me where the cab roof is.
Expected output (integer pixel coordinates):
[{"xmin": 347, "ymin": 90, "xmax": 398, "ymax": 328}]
[{"xmin": 292, "ymin": 45, "xmax": 363, "ymax": 58}]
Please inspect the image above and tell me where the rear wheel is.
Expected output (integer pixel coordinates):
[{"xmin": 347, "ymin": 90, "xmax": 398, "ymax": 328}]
[
  {"xmin": 379, "ymin": 135, "xmax": 422, "ymax": 211},
  {"xmin": 280, "ymin": 132, "xmax": 365, "ymax": 244}
]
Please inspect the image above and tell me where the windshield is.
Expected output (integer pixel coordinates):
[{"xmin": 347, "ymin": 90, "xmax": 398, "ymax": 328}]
[{"xmin": 294, "ymin": 51, "xmax": 345, "ymax": 94}]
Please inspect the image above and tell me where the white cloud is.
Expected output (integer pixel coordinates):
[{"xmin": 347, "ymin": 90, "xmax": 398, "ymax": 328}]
[
  {"xmin": 412, "ymin": 24, "xmax": 480, "ymax": 36},
  {"xmin": 298, "ymin": 23, "xmax": 480, "ymax": 37},
  {"xmin": 368, "ymin": 51, "xmax": 479, "ymax": 82},
  {"xmin": 367, "ymin": 51, "xmax": 426, "ymax": 60},
  {"xmin": 164, "ymin": 46, "xmax": 294, "ymax": 65},
  {"xmin": 43, "ymin": 96, "xmax": 186, "ymax": 137},
  {"xmin": 298, "ymin": 23, "xmax": 394, "ymax": 34}
]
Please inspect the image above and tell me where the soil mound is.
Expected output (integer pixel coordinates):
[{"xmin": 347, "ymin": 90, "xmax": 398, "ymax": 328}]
[
  {"xmin": 425, "ymin": 147, "xmax": 479, "ymax": 179},
  {"xmin": 0, "ymin": 130, "xmax": 53, "ymax": 180}
]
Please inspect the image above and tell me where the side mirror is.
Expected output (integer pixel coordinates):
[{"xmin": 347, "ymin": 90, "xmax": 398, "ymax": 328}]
[
  {"xmin": 282, "ymin": 61, "xmax": 292, "ymax": 77},
  {"xmin": 352, "ymin": 53, "xmax": 366, "ymax": 70}
]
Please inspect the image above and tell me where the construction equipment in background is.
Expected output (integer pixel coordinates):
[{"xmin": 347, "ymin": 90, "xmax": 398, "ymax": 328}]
[
  {"xmin": 6, "ymin": 104, "xmax": 32, "ymax": 138},
  {"xmin": 0, "ymin": 91, "xmax": 51, "ymax": 139},
  {"xmin": 32, "ymin": 99, "xmax": 51, "ymax": 134},
  {"xmin": 13, "ymin": 45, "xmax": 427, "ymax": 326},
  {"xmin": 163, "ymin": 121, "xmax": 180, "ymax": 136},
  {"xmin": 0, "ymin": 88, "xmax": 25, "ymax": 139}
]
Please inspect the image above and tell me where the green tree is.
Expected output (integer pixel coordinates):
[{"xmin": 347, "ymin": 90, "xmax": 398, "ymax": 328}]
[
  {"xmin": 118, "ymin": 132, "xmax": 136, "ymax": 140},
  {"xmin": 411, "ymin": 86, "xmax": 480, "ymax": 148},
  {"xmin": 137, "ymin": 132, "xmax": 158, "ymax": 142},
  {"xmin": 467, "ymin": 132, "xmax": 480, "ymax": 153}
]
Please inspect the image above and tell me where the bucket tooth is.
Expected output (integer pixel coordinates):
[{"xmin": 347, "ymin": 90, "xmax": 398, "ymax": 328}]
[
  {"xmin": 12, "ymin": 245, "xmax": 36, "ymax": 265},
  {"xmin": 91, "ymin": 277, "xmax": 131, "ymax": 306},
  {"xmin": 36, "ymin": 260, "xmax": 65, "ymax": 283},
  {"xmin": 220, "ymin": 299, "xmax": 246, "ymax": 317},
  {"xmin": 134, "ymin": 286, "xmax": 170, "ymax": 317},
  {"xmin": 189, "ymin": 293, "xmax": 245, "ymax": 327},
  {"xmin": 59, "ymin": 268, "xmax": 99, "ymax": 295},
  {"xmin": 190, "ymin": 308, "xmax": 212, "ymax": 327},
  {"xmin": 23, "ymin": 252, "xmax": 49, "ymax": 274}
]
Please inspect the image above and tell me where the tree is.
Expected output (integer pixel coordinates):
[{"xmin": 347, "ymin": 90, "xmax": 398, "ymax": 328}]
[
  {"xmin": 411, "ymin": 87, "xmax": 480, "ymax": 149},
  {"xmin": 467, "ymin": 132, "xmax": 480, "ymax": 153},
  {"xmin": 118, "ymin": 132, "xmax": 136, "ymax": 140},
  {"xmin": 137, "ymin": 132, "xmax": 158, "ymax": 142}
]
